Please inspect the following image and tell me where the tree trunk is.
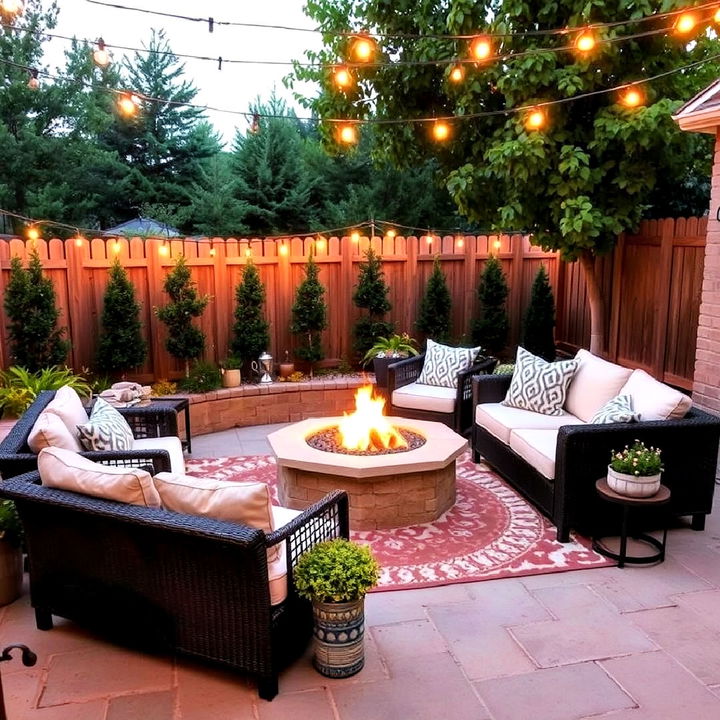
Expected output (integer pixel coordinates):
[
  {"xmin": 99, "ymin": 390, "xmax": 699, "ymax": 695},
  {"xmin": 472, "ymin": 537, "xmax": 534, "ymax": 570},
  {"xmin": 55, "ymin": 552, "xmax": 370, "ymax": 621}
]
[{"xmin": 578, "ymin": 250, "xmax": 605, "ymax": 356}]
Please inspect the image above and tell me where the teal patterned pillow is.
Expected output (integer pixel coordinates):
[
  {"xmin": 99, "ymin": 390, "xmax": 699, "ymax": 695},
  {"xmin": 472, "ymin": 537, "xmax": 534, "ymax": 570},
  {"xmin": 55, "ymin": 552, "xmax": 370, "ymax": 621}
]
[
  {"xmin": 502, "ymin": 347, "xmax": 579, "ymax": 416},
  {"xmin": 77, "ymin": 397, "xmax": 134, "ymax": 451},
  {"xmin": 417, "ymin": 339, "xmax": 481, "ymax": 388},
  {"xmin": 590, "ymin": 394, "xmax": 639, "ymax": 424}
]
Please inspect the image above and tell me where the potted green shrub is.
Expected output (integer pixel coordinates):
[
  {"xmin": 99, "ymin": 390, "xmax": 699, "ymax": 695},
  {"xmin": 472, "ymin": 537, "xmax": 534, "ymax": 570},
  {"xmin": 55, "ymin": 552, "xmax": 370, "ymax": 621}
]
[
  {"xmin": 608, "ymin": 440, "xmax": 663, "ymax": 497},
  {"xmin": 293, "ymin": 538, "xmax": 380, "ymax": 678},
  {"xmin": 0, "ymin": 499, "xmax": 23, "ymax": 606},
  {"xmin": 220, "ymin": 356, "xmax": 242, "ymax": 388},
  {"xmin": 362, "ymin": 333, "xmax": 419, "ymax": 388}
]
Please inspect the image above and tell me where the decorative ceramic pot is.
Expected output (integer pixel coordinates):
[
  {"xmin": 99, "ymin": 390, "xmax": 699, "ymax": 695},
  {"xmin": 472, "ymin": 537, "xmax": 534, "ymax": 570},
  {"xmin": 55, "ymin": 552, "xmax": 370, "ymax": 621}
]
[
  {"xmin": 311, "ymin": 598, "xmax": 365, "ymax": 678},
  {"xmin": 279, "ymin": 362, "xmax": 295, "ymax": 379},
  {"xmin": 221, "ymin": 368, "xmax": 241, "ymax": 388},
  {"xmin": 0, "ymin": 541, "xmax": 22, "ymax": 606},
  {"xmin": 607, "ymin": 466, "xmax": 661, "ymax": 498}
]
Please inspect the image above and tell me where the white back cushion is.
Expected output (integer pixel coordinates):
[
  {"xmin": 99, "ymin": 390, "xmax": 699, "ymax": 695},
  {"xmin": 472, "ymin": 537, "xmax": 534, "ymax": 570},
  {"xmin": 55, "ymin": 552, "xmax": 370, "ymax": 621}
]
[
  {"xmin": 44, "ymin": 385, "xmax": 89, "ymax": 435},
  {"xmin": 133, "ymin": 436, "xmax": 185, "ymax": 474},
  {"xmin": 564, "ymin": 349, "xmax": 633, "ymax": 422},
  {"xmin": 618, "ymin": 369, "xmax": 692, "ymax": 420},
  {"xmin": 38, "ymin": 446, "xmax": 160, "ymax": 507},
  {"xmin": 28, "ymin": 411, "xmax": 84, "ymax": 453}
]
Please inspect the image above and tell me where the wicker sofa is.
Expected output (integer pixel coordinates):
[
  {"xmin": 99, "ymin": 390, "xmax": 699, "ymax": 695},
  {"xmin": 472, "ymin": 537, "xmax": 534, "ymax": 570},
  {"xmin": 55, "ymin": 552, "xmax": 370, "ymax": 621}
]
[
  {"xmin": 472, "ymin": 354, "xmax": 720, "ymax": 542},
  {"xmin": 0, "ymin": 390, "xmax": 182, "ymax": 479},
  {"xmin": 0, "ymin": 471, "xmax": 349, "ymax": 700}
]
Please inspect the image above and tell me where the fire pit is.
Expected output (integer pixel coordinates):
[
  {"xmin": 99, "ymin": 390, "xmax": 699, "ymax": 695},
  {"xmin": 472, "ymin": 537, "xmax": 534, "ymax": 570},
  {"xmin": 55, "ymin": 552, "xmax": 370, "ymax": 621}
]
[{"xmin": 268, "ymin": 385, "xmax": 467, "ymax": 530}]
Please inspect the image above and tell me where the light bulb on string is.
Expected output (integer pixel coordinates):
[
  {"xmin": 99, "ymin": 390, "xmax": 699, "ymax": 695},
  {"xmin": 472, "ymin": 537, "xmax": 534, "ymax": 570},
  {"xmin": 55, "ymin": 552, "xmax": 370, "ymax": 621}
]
[
  {"xmin": 0, "ymin": 0, "xmax": 23, "ymax": 17},
  {"xmin": 279, "ymin": 242, "xmax": 289, "ymax": 257},
  {"xmin": 350, "ymin": 33, "xmax": 375, "ymax": 62},
  {"xmin": 93, "ymin": 38, "xmax": 110, "ymax": 67},
  {"xmin": 249, "ymin": 113, "xmax": 260, "ymax": 134},
  {"xmin": 449, "ymin": 64, "xmax": 465, "ymax": 83},
  {"xmin": 27, "ymin": 68, "xmax": 39, "ymax": 89},
  {"xmin": 245, "ymin": 247, "xmax": 252, "ymax": 258},
  {"xmin": 432, "ymin": 120, "xmax": 451, "ymax": 142},
  {"xmin": 112, "ymin": 240, "xmax": 121, "ymax": 254},
  {"xmin": 117, "ymin": 92, "xmax": 141, "ymax": 116},
  {"xmin": 493, "ymin": 239, "xmax": 502, "ymax": 250},
  {"xmin": 337, "ymin": 123, "xmax": 358, "ymax": 145},
  {"xmin": 525, "ymin": 107, "xmax": 546, "ymax": 131},
  {"xmin": 73, "ymin": 232, "xmax": 85, "ymax": 247},
  {"xmin": 575, "ymin": 30, "xmax": 596, "ymax": 53},
  {"xmin": 470, "ymin": 36, "xmax": 493, "ymax": 62},
  {"xmin": 209, "ymin": 240, "xmax": 216, "ymax": 257},
  {"xmin": 333, "ymin": 65, "xmax": 353, "ymax": 89},
  {"xmin": 385, "ymin": 228, "xmax": 396, "ymax": 238},
  {"xmin": 619, "ymin": 86, "xmax": 644, "ymax": 108},
  {"xmin": 26, "ymin": 225, "xmax": 39, "ymax": 241},
  {"xmin": 350, "ymin": 230, "xmax": 360, "ymax": 242},
  {"xmin": 158, "ymin": 241, "xmax": 169, "ymax": 257},
  {"xmin": 674, "ymin": 12, "xmax": 698, "ymax": 35},
  {"xmin": 456, "ymin": 235, "xmax": 464, "ymax": 248},
  {"xmin": 315, "ymin": 236, "xmax": 326, "ymax": 251},
  {"xmin": 715, "ymin": 7, "xmax": 720, "ymax": 24}
]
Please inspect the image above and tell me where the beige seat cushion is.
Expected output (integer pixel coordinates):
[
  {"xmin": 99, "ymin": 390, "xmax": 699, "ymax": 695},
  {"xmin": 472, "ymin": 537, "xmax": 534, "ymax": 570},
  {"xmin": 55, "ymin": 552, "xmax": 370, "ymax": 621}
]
[
  {"xmin": 618, "ymin": 369, "xmax": 692, "ymax": 420},
  {"xmin": 564, "ymin": 349, "xmax": 633, "ymax": 422},
  {"xmin": 38, "ymin": 446, "xmax": 161, "ymax": 507},
  {"xmin": 133, "ymin": 436, "xmax": 185, "ymax": 474},
  {"xmin": 268, "ymin": 505, "xmax": 303, "ymax": 605},
  {"xmin": 45, "ymin": 386, "xmax": 90, "ymax": 434},
  {"xmin": 28, "ymin": 411, "xmax": 84, "ymax": 453},
  {"xmin": 392, "ymin": 382, "xmax": 456, "ymax": 414},
  {"xmin": 475, "ymin": 403, "xmax": 584, "ymax": 445},
  {"xmin": 509, "ymin": 429, "xmax": 558, "ymax": 480}
]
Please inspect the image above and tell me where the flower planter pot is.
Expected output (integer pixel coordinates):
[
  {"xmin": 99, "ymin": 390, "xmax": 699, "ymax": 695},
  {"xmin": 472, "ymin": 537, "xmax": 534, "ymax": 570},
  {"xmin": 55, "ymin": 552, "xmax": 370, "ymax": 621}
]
[
  {"xmin": 607, "ymin": 466, "xmax": 661, "ymax": 498},
  {"xmin": 0, "ymin": 541, "xmax": 22, "ymax": 606},
  {"xmin": 221, "ymin": 369, "xmax": 241, "ymax": 388},
  {"xmin": 279, "ymin": 362, "xmax": 295, "ymax": 379},
  {"xmin": 311, "ymin": 598, "xmax": 365, "ymax": 678}
]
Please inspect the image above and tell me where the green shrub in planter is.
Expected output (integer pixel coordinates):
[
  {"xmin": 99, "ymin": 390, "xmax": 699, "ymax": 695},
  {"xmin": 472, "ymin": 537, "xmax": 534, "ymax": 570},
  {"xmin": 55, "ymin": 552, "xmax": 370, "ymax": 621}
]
[
  {"xmin": 294, "ymin": 539, "xmax": 380, "ymax": 603},
  {"xmin": 178, "ymin": 361, "xmax": 222, "ymax": 393}
]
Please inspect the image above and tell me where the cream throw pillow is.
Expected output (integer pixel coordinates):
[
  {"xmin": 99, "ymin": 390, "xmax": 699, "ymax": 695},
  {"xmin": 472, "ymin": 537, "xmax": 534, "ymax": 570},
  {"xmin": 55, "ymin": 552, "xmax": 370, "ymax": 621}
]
[
  {"xmin": 152, "ymin": 472, "xmax": 278, "ymax": 559},
  {"xmin": 45, "ymin": 385, "xmax": 90, "ymax": 434},
  {"xmin": 417, "ymin": 339, "xmax": 482, "ymax": 388},
  {"xmin": 38, "ymin": 446, "xmax": 161, "ymax": 507},
  {"xmin": 28, "ymin": 411, "xmax": 84, "ymax": 453},
  {"xmin": 618, "ymin": 369, "xmax": 692, "ymax": 421}
]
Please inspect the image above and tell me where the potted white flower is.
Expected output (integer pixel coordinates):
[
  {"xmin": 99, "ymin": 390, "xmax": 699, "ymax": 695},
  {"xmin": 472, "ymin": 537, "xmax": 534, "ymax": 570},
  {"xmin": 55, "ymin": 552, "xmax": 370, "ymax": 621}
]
[{"xmin": 608, "ymin": 440, "xmax": 663, "ymax": 497}]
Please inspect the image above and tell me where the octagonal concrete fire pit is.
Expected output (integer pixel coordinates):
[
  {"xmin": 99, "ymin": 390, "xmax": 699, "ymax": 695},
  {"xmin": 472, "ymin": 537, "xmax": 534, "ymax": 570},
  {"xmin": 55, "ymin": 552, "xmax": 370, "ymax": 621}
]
[{"xmin": 268, "ymin": 417, "xmax": 467, "ymax": 530}]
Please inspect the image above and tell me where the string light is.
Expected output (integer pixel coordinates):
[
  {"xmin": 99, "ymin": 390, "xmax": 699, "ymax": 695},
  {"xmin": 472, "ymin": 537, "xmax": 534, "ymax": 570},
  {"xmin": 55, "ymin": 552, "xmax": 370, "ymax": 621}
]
[
  {"xmin": 315, "ymin": 236, "xmax": 326, "ymax": 250},
  {"xmin": 456, "ymin": 235, "xmax": 464, "ymax": 248},
  {"xmin": 350, "ymin": 33, "xmax": 375, "ymax": 62},
  {"xmin": 493, "ymin": 239, "xmax": 502, "ymax": 250},
  {"xmin": 525, "ymin": 108, "xmax": 546, "ymax": 130},
  {"xmin": 26, "ymin": 225, "xmax": 39, "ymax": 241},
  {"xmin": 0, "ymin": 0, "xmax": 23, "ymax": 16},
  {"xmin": 278, "ymin": 242, "xmax": 289, "ymax": 256},
  {"xmin": 432, "ymin": 120, "xmax": 451, "ymax": 142},
  {"xmin": 674, "ymin": 12, "xmax": 698, "ymax": 34},
  {"xmin": 333, "ymin": 65, "xmax": 353, "ymax": 89},
  {"xmin": 350, "ymin": 230, "xmax": 360, "ymax": 242},
  {"xmin": 249, "ymin": 113, "xmax": 260, "ymax": 134},
  {"xmin": 117, "ymin": 91, "xmax": 140, "ymax": 116},
  {"xmin": 385, "ymin": 228, "xmax": 396, "ymax": 238},
  {"xmin": 112, "ymin": 240, "xmax": 121, "ymax": 253},
  {"xmin": 575, "ymin": 30, "xmax": 597, "ymax": 53},
  {"xmin": 93, "ymin": 37, "xmax": 110, "ymax": 67},
  {"xmin": 158, "ymin": 241, "xmax": 169, "ymax": 257},
  {"xmin": 620, "ymin": 86, "xmax": 645, "ymax": 107},
  {"xmin": 27, "ymin": 67, "xmax": 38, "ymax": 89},
  {"xmin": 470, "ymin": 36, "xmax": 493, "ymax": 61},
  {"xmin": 245, "ymin": 247, "xmax": 252, "ymax": 257},
  {"xmin": 73, "ymin": 234, "xmax": 85, "ymax": 247},
  {"xmin": 449, "ymin": 64, "xmax": 465, "ymax": 82},
  {"xmin": 337, "ymin": 123, "xmax": 358, "ymax": 144},
  {"xmin": 715, "ymin": 7, "xmax": 720, "ymax": 23}
]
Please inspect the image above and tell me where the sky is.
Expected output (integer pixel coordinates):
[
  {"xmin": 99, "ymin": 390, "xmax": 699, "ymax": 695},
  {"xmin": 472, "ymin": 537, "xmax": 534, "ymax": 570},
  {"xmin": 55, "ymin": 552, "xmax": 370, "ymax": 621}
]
[{"xmin": 45, "ymin": 0, "xmax": 323, "ymax": 145}]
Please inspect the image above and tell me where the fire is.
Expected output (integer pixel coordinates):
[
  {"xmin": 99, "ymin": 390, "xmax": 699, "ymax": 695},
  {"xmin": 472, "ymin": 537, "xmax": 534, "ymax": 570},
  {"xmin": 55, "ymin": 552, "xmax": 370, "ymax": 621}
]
[{"xmin": 338, "ymin": 385, "xmax": 408, "ymax": 452}]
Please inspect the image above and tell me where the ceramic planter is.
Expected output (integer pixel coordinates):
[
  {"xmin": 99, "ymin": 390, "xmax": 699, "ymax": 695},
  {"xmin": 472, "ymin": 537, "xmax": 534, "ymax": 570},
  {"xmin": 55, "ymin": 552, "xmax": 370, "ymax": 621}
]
[
  {"xmin": 607, "ymin": 466, "xmax": 661, "ymax": 498},
  {"xmin": 221, "ymin": 368, "xmax": 241, "ymax": 388},
  {"xmin": 279, "ymin": 362, "xmax": 295, "ymax": 379},
  {"xmin": 311, "ymin": 598, "xmax": 365, "ymax": 678}
]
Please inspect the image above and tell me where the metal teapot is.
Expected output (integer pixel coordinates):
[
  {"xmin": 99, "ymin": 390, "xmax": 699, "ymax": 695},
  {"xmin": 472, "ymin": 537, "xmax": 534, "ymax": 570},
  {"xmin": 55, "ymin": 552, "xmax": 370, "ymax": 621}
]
[{"xmin": 251, "ymin": 351, "xmax": 274, "ymax": 383}]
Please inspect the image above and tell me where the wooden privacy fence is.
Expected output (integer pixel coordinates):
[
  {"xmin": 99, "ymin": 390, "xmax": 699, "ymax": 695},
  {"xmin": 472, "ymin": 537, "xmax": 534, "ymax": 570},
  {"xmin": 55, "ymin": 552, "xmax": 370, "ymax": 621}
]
[
  {"xmin": 556, "ymin": 217, "xmax": 707, "ymax": 390},
  {"xmin": 0, "ymin": 233, "xmax": 557, "ymax": 382}
]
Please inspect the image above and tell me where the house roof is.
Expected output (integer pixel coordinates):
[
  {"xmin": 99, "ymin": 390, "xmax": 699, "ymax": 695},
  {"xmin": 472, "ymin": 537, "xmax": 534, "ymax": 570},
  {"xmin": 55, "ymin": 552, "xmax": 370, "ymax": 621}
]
[
  {"xmin": 673, "ymin": 77, "xmax": 720, "ymax": 134},
  {"xmin": 102, "ymin": 217, "xmax": 181, "ymax": 237}
]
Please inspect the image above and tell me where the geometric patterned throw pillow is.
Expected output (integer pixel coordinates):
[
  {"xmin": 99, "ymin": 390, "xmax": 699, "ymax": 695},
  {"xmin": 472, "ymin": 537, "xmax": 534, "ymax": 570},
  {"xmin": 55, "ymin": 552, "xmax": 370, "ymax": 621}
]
[
  {"xmin": 590, "ymin": 394, "xmax": 640, "ymax": 424},
  {"xmin": 77, "ymin": 397, "xmax": 135, "ymax": 451},
  {"xmin": 416, "ymin": 338, "xmax": 482, "ymax": 389},
  {"xmin": 501, "ymin": 346, "xmax": 579, "ymax": 416}
]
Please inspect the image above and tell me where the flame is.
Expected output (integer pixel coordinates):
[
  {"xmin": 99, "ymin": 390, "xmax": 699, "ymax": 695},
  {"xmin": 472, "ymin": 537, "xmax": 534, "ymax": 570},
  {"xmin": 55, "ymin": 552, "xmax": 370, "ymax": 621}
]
[{"xmin": 337, "ymin": 385, "xmax": 408, "ymax": 451}]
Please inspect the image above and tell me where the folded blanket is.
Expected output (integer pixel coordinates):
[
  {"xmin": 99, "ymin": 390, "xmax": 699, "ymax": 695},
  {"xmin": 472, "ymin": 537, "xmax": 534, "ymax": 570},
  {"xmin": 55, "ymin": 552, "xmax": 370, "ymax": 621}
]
[{"xmin": 99, "ymin": 382, "xmax": 152, "ymax": 406}]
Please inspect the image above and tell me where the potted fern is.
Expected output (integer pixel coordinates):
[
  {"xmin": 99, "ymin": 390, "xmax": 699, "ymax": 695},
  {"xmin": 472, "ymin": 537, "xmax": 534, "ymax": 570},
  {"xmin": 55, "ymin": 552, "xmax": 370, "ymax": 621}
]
[
  {"xmin": 362, "ymin": 333, "xmax": 419, "ymax": 388},
  {"xmin": 293, "ymin": 539, "xmax": 379, "ymax": 678}
]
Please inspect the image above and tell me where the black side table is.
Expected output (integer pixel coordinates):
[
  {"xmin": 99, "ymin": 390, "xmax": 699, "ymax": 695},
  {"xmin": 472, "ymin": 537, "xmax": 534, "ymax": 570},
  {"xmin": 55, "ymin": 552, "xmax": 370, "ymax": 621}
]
[{"xmin": 592, "ymin": 478, "xmax": 671, "ymax": 568}]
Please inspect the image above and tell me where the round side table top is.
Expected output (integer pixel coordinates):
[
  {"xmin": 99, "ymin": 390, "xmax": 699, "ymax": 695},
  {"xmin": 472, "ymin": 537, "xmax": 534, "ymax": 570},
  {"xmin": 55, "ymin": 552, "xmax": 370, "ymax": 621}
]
[{"xmin": 595, "ymin": 478, "xmax": 671, "ymax": 506}]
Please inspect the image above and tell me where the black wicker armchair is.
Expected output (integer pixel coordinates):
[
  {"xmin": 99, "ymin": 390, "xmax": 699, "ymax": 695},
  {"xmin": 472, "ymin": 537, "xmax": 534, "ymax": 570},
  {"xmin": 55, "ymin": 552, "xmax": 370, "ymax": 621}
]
[
  {"xmin": 0, "ymin": 391, "xmax": 180, "ymax": 479},
  {"xmin": 0, "ymin": 472, "xmax": 349, "ymax": 700},
  {"xmin": 388, "ymin": 354, "xmax": 497, "ymax": 436},
  {"xmin": 472, "ymin": 374, "xmax": 720, "ymax": 542}
]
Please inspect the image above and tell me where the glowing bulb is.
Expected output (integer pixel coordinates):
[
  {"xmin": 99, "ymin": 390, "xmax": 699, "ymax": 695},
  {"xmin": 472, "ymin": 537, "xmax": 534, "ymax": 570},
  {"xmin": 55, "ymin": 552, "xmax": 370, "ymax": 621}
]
[
  {"xmin": 386, "ymin": 229, "xmax": 396, "ymax": 238},
  {"xmin": 316, "ymin": 238, "xmax": 326, "ymax": 251},
  {"xmin": 426, "ymin": 235, "xmax": 433, "ymax": 245},
  {"xmin": 333, "ymin": 66, "xmax": 353, "ymax": 89},
  {"xmin": 432, "ymin": 121, "xmax": 450, "ymax": 142},
  {"xmin": 493, "ymin": 239, "xmax": 502, "ymax": 250},
  {"xmin": 715, "ymin": 7, "xmax": 720, "ymax": 23},
  {"xmin": 74, "ymin": 236, "xmax": 84, "ymax": 247},
  {"xmin": 470, "ymin": 36, "xmax": 492, "ymax": 61},
  {"xmin": 449, "ymin": 65, "xmax": 465, "ymax": 83},
  {"xmin": 118, "ymin": 92, "xmax": 140, "ymax": 116},
  {"xmin": 0, "ymin": 0, "xmax": 23, "ymax": 15},
  {"xmin": 456, "ymin": 236, "xmax": 464, "ymax": 248},
  {"xmin": 245, "ymin": 248, "xmax": 252, "ymax": 257},
  {"xmin": 675, "ymin": 12, "xmax": 697, "ymax": 34},
  {"xmin": 158, "ymin": 244, "xmax": 169, "ymax": 257},
  {"xmin": 93, "ymin": 38, "xmax": 110, "ymax": 67},
  {"xmin": 209, "ymin": 247, "xmax": 216, "ymax": 257},
  {"xmin": 338, "ymin": 124, "xmax": 358, "ymax": 144},
  {"xmin": 351, "ymin": 231, "xmax": 360, "ymax": 242},
  {"xmin": 279, "ymin": 243, "xmax": 289, "ymax": 256},
  {"xmin": 27, "ymin": 69, "xmax": 39, "ymax": 89},
  {"xmin": 620, "ymin": 87, "xmax": 644, "ymax": 108},
  {"xmin": 26, "ymin": 226, "xmax": 39, "ymax": 241},
  {"xmin": 525, "ymin": 108, "xmax": 546, "ymax": 130},
  {"xmin": 575, "ymin": 31, "xmax": 596, "ymax": 53},
  {"xmin": 351, "ymin": 35, "xmax": 375, "ymax": 62}
]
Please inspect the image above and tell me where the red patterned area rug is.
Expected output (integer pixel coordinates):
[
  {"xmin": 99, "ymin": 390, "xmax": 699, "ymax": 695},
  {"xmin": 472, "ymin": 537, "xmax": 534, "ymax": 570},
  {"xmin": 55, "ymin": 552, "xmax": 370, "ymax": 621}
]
[{"xmin": 185, "ymin": 452, "xmax": 612, "ymax": 592}]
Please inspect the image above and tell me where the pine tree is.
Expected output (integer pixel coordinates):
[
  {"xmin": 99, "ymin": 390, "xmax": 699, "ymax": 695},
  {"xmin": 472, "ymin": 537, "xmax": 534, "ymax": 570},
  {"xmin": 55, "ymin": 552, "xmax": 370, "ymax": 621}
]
[
  {"xmin": 231, "ymin": 259, "xmax": 270, "ymax": 368},
  {"xmin": 416, "ymin": 256, "xmax": 452, "ymax": 343},
  {"xmin": 155, "ymin": 255, "xmax": 209, "ymax": 376},
  {"xmin": 472, "ymin": 255, "xmax": 510, "ymax": 356},
  {"xmin": 4, "ymin": 251, "xmax": 69, "ymax": 370},
  {"xmin": 522, "ymin": 265, "xmax": 556, "ymax": 362},
  {"xmin": 291, "ymin": 253, "xmax": 327, "ymax": 366},
  {"xmin": 352, "ymin": 247, "xmax": 393, "ymax": 359},
  {"xmin": 96, "ymin": 259, "xmax": 147, "ymax": 376}
]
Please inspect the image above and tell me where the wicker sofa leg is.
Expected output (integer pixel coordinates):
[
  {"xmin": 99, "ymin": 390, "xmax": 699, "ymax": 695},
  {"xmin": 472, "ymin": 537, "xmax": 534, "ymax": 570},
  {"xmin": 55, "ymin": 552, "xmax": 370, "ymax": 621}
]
[
  {"xmin": 556, "ymin": 522, "xmax": 570, "ymax": 544},
  {"xmin": 34, "ymin": 609, "xmax": 53, "ymax": 631},
  {"xmin": 257, "ymin": 674, "xmax": 279, "ymax": 701},
  {"xmin": 692, "ymin": 513, "xmax": 706, "ymax": 531}
]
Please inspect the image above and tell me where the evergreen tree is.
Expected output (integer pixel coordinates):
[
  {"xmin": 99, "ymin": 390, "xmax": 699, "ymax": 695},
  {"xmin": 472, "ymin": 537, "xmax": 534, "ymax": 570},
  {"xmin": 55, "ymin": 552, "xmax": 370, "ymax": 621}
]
[
  {"xmin": 352, "ymin": 247, "xmax": 393, "ymax": 359},
  {"xmin": 416, "ymin": 256, "xmax": 452, "ymax": 343},
  {"xmin": 4, "ymin": 251, "xmax": 69, "ymax": 370},
  {"xmin": 472, "ymin": 255, "xmax": 510, "ymax": 356},
  {"xmin": 155, "ymin": 255, "xmax": 209, "ymax": 376},
  {"xmin": 291, "ymin": 253, "xmax": 327, "ymax": 366},
  {"xmin": 96, "ymin": 259, "xmax": 147, "ymax": 376},
  {"xmin": 231, "ymin": 259, "xmax": 270, "ymax": 368},
  {"xmin": 522, "ymin": 266, "xmax": 556, "ymax": 362}
]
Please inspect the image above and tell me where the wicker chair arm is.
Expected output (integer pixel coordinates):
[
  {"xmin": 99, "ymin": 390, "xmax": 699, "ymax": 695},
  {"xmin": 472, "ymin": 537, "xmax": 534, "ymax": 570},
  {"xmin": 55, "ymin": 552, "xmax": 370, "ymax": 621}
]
[
  {"xmin": 80, "ymin": 449, "xmax": 172, "ymax": 474},
  {"xmin": 387, "ymin": 354, "xmax": 425, "ymax": 394},
  {"xmin": 472, "ymin": 373, "xmax": 512, "ymax": 406}
]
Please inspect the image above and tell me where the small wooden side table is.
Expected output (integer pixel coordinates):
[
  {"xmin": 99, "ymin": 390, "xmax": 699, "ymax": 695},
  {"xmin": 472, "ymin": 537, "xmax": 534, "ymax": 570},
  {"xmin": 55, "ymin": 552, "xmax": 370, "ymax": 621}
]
[{"xmin": 592, "ymin": 478, "xmax": 671, "ymax": 568}]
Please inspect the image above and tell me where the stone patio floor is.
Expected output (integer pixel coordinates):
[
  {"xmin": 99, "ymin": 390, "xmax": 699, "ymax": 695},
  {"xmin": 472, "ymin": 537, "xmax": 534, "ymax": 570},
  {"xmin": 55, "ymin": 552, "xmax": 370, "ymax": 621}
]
[{"xmin": 2, "ymin": 424, "xmax": 720, "ymax": 719}]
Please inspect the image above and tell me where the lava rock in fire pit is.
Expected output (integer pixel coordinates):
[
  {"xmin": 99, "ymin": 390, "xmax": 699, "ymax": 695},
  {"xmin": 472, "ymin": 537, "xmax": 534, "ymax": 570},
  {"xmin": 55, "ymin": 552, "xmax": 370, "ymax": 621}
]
[{"xmin": 306, "ymin": 426, "xmax": 426, "ymax": 456}]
